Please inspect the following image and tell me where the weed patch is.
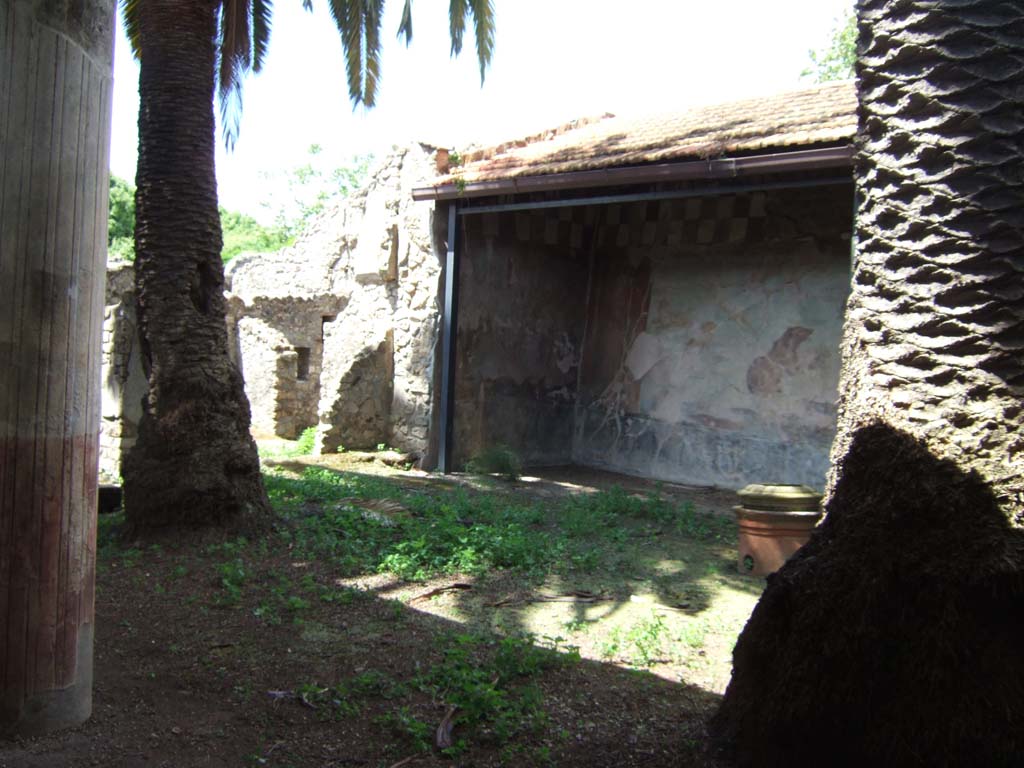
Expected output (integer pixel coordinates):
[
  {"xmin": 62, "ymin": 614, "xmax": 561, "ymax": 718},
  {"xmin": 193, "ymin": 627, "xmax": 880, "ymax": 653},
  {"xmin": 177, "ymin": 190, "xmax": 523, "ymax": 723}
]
[
  {"xmin": 404, "ymin": 632, "xmax": 576, "ymax": 753},
  {"xmin": 465, "ymin": 445, "xmax": 522, "ymax": 481}
]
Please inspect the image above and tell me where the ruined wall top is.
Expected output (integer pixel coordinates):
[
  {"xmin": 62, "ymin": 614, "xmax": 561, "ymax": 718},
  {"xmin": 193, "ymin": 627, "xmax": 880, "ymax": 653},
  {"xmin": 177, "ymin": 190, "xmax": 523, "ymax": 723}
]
[
  {"xmin": 105, "ymin": 258, "xmax": 134, "ymax": 303},
  {"xmin": 224, "ymin": 143, "xmax": 437, "ymax": 306}
]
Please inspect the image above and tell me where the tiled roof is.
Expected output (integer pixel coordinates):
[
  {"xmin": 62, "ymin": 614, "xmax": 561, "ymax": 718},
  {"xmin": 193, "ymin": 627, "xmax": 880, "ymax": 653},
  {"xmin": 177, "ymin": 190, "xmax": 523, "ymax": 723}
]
[{"xmin": 438, "ymin": 81, "xmax": 856, "ymax": 185}]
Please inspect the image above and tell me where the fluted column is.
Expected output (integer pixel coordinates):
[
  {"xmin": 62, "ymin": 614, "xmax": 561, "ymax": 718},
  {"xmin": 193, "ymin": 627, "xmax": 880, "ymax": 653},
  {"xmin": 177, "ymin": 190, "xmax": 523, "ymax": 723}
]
[{"xmin": 0, "ymin": 0, "xmax": 114, "ymax": 736}]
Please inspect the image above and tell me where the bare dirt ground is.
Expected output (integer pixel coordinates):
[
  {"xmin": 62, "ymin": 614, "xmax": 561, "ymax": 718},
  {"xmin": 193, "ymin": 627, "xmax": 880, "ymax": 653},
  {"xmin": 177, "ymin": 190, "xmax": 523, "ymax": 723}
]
[{"xmin": 2, "ymin": 454, "xmax": 761, "ymax": 768}]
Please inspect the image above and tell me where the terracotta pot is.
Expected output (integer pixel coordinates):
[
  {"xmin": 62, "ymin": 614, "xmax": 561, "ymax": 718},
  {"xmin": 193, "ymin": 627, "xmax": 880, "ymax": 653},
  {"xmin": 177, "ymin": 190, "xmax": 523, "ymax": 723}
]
[{"xmin": 734, "ymin": 484, "xmax": 822, "ymax": 577}]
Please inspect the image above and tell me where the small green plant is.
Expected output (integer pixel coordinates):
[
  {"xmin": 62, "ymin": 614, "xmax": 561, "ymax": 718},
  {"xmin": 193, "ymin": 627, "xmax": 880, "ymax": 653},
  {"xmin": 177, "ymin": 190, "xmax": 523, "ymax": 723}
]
[
  {"xmin": 600, "ymin": 614, "xmax": 668, "ymax": 667},
  {"xmin": 600, "ymin": 627, "xmax": 623, "ymax": 661},
  {"xmin": 348, "ymin": 669, "xmax": 406, "ymax": 699},
  {"xmin": 285, "ymin": 594, "xmax": 310, "ymax": 613},
  {"xmin": 403, "ymin": 632, "xmax": 573, "ymax": 750},
  {"xmin": 119, "ymin": 547, "xmax": 144, "ymax": 567},
  {"xmin": 292, "ymin": 670, "xmax": 409, "ymax": 723},
  {"xmin": 626, "ymin": 613, "xmax": 668, "ymax": 667},
  {"xmin": 375, "ymin": 707, "xmax": 433, "ymax": 752},
  {"xmin": 318, "ymin": 587, "xmax": 357, "ymax": 605},
  {"xmin": 465, "ymin": 445, "xmax": 522, "ymax": 481},
  {"xmin": 204, "ymin": 536, "xmax": 248, "ymax": 557},
  {"xmin": 295, "ymin": 427, "xmax": 317, "ymax": 456},
  {"xmin": 494, "ymin": 634, "xmax": 579, "ymax": 678},
  {"xmin": 563, "ymin": 618, "xmax": 594, "ymax": 634},
  {"xmin": 569, "ymin": 547, "xmax": 600, "ymax": 572},
  {"xmin": 233, "ymin": 681, "xmax": 254, "ymax": 702},
  {"xmin": 215, "ymin": 558, "xmax": 247, "ymax": 606},
  {"xmin": 677, "ymin": 618, "xmax": 707, "ymax": 650},
  {"xmin": 253, "ymin": 602, "xmax": 281, "ymax": 625}
]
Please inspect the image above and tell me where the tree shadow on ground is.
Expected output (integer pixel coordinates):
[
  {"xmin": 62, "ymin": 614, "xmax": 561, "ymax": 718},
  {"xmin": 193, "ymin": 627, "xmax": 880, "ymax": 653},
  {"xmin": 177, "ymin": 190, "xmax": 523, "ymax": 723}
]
[{"xmin": 1, "ymin": 515, "xmax": 730, "ymax": 768}]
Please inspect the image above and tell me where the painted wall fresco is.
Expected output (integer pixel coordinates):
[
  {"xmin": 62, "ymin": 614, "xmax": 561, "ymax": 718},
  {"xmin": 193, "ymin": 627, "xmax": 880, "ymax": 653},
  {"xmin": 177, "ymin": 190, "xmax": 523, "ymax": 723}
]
[{"xmin": 456, "ymin": 182, "xmax": 853, "ymax": 488}]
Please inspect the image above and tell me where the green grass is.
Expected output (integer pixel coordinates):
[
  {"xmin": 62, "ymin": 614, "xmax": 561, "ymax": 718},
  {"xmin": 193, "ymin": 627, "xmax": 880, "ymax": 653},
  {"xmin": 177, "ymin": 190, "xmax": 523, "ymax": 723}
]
[
  {"xmin": 264, "ymin": 468, "xmax": 732, "ymax": 585},
  {"xmin": 257, "ymin": 428, "xmax": 318, "ymax": 460},
  {"xmin": 98, "ymin": 464, "xmax": 749, "ymax": 677},
  {"xmin": 94, "ymin": 464, "xmax": 757, "ymax": 761},
  {"xmin": 108, "ymin": 462, "xmax": 654, "ymax": 601},
  {"xmin": 410, "ymin": 631, "xmax": 572, "ymax": 752},
  {"xmin": 276, "ymin": 631, "xmax": 572, "ymax": 755}
]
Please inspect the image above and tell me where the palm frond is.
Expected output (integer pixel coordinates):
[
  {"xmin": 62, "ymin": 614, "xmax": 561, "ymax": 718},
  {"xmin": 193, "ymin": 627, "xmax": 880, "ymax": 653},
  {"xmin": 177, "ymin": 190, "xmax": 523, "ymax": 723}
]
[
  {"xmin": 448, "ymin": 0, "xmax": 467, "ymax": 56},
  {"xmin": 468, "ymin": 0, "xmax": 494, "ymax": 83},
  {"xmin": 252, "ymin": 0, "xmax": 273, "ymax": 72},
  {"xmin": 362, "ymin": 0, "xmax": 384, "ymax": 106},
  {"xmin": 329, "ymin": 0, "xmax": 385, "ymax": 108},
  {"xmin": 119, "ymin": 0, "xmax": 141, "ymax": 60},
  {"xmin": 328, "ymin": 0, "xmax": 363, "ymax": 106},
  {"xmin": 396, "ymin": 0, "xmax": 413, "ymax": 46},
  {"xmin": 218, "ymin": 0, "xmax": 252, "ymax": 149}
]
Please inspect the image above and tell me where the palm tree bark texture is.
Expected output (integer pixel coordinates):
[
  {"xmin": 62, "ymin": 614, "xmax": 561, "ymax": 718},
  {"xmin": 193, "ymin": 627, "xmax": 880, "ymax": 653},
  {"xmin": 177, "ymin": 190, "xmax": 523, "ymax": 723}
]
[
  {"xmin": 122, "ymin": 0, "xmax": 271, "ymax": 534},
  {"xmin": 712, "ymin": 2, "xmax": 1023, "ymax": 766}
]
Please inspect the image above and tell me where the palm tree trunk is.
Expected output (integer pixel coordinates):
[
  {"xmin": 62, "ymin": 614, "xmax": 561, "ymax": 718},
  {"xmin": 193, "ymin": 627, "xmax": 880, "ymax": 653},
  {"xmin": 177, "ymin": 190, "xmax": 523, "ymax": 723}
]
[
  {"xmin": 0, "ymin": 0, "xmax": 113, "ymax": 735},
  {"xmin": 123, "ymin": 0, "xmax": 271, "ymax": 534},
  {"xmin": 712, "ymin": 1, "xmax": 1024, "ymax": 765},
  {"xmin": 830, "ymin": 0, "xmax": 1024, "ymax": 513}
]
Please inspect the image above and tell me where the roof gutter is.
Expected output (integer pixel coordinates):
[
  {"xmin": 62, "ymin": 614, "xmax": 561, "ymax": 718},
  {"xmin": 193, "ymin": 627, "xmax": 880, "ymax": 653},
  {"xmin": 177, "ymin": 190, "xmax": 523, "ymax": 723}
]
[{"xmin": 412, "ymin": 145, "xmax": 854, "ymax": 202}]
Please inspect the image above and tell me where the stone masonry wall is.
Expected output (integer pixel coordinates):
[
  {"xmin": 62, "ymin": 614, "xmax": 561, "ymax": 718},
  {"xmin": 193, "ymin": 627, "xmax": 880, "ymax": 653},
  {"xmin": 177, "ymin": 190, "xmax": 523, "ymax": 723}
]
[
  {"xmin": 225, "ymin": 144, "xmax": 441, "ymax": 454},
  {"xmin": 99, "ymin": 145, "xmax": 440, "ymax": 478},
  {"xmin": 99, "ymin": 260, "xmax": 146, "ymax": 481},
  {"xmin": 228, "ymin": 296, "xmax": 340, "ymax": 438},
  {"xmin": 318, "ymin": 330, "xmax": 394, "ymax": 451}
]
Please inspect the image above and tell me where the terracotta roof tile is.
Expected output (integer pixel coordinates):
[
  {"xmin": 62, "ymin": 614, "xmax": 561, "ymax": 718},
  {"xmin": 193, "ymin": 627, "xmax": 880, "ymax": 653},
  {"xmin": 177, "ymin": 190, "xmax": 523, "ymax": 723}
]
[{"xmin": 440, "ymin": 81, "xmax": 856, "ymax": 185}]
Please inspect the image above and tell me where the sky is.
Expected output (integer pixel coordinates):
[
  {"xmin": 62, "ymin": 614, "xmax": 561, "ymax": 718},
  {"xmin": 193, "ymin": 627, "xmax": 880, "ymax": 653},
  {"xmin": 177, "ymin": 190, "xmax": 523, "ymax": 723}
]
[{"xmin": 109, "ymin": 0, "xmax": 853, "ymax": 224}]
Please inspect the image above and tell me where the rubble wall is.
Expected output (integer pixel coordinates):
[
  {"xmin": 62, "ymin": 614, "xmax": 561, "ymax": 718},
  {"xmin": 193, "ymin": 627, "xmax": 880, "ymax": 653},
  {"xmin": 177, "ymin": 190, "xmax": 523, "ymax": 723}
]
[
  {"xmin": 229, "ymin": 297, "xmax": 337, "ymax": 438},
  {"xmin": 99, "ymin": 261, "xmax": 146, "ymax": 481},
  {"xmin": 225, "ymin": 144, "xmax": 441, "ymax": 454}
]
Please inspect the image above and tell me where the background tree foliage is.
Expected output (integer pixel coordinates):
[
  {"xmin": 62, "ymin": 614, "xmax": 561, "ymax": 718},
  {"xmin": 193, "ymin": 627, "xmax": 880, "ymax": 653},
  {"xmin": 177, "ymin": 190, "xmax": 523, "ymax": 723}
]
[
  {"xmin": 802, "ymin": 7, "xmax": 855, "ymax": 82},
  {"xmin": 108, "ymin": 152, "xmax": 370, "ymax": 263},
  {"xmin": 219, "ymin": 208, "xmax": 290, "ymax": 261},
  {"xmin": 108, "ymin": 173, "xmax": 287, "ymax": 262},
  {"xmin": 258, "ymin": 145, "xmax": 372, "ymax": 239},
  {"xmin": 108, "ymin": 175, "xmax": 136, "ymax": 260}
]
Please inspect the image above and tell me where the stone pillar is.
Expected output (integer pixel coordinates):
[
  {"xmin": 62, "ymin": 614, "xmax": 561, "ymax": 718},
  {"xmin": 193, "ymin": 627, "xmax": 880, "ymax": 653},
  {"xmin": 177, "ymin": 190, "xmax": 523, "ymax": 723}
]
[{"xmin": 0, "ymin": 0, "xmax": 114, "ymax": 736}]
